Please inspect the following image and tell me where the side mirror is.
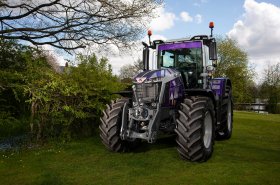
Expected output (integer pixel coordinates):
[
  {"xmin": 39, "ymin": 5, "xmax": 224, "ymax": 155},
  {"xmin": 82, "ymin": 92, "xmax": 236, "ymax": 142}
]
[
  {"xmin": 209, "ymin": 41, "xmax": 217, "ymax": 60},
  {"xmin": 142, "ymin": 41, "xmax": 148, "ymax": 47},
  {"xmin": 142, "ymin": 47, "xmax": 149, "ymax": 70}
]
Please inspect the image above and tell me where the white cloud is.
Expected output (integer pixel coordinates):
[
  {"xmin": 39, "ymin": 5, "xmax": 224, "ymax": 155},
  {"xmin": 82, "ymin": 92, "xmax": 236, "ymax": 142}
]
[
  {"xmin": 149, "ymin": 7, "xmax": 176, "ymax": 31},
  {"xmin": 109, "ymin": 55, "xmax": 139, "ymax": 75},
  {"xmin": 195, "ymin": 14, "xmax": 202, "ymax": 24},
  {"xmin": 108, "ymin": 34, "xmax": 167, "ymax": 74},
  {"xmin": 227, "ymin": 0, "xmax": 280, "ymax": 82},
  {"xmin": 180, "ymin": 11, "xmax": 193, "ymax": 22},
  {"xmin": 180, "ymin": 12, "xmax": 202, "ymax": 24},
  {"xmin": 193, "ymin": 0, "xmax": 208, "ymax": 7}
]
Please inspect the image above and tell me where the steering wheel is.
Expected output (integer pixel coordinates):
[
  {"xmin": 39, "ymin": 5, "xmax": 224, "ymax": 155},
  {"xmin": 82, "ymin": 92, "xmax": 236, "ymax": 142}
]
[{"xmin": 177, "ymin": 62, "xmax": 195, "ymax": 69}]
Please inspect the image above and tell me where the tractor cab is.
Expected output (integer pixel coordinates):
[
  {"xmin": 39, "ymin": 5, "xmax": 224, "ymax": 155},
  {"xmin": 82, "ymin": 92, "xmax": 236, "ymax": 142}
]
[
  {"xmin": 143, "ymin": 22, "xmax": 217, "ymax": 90},
  {"xmin": 157, "ymin": 40, "xmax": 205, "ymax": 89}
]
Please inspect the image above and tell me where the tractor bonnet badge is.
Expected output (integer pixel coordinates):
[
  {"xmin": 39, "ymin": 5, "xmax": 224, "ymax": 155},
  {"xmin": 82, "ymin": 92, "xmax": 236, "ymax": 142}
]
[{"xmin": 136, "ymin": 77, "xmax": 146, "ymax": 83}]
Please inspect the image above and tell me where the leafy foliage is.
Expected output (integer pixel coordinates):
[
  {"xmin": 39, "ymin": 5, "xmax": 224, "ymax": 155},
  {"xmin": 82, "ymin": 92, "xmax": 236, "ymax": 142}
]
[
  {"xmin": 27, "ymin": 54, "xmax": 124, "ymax": 140},
  {"xmin": 259, "ymin": 63, "xmax": 280, "ymax": 113},
  {"xmin": 0, "ymin": 39, "xmax": 123, "ymax": 141},
  {"xmin": 215, "ymin": 38, "xmax": 254, "ymax": 103},
  {"xmin": 0, "ymin": 39, "xmax": 50, "ymax": 139}
]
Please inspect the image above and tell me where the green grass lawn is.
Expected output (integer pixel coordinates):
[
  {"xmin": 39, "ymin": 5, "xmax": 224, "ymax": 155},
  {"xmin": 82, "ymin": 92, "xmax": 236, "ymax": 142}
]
[{"xmin": 0, "ymin": 111, "xmax": 280, "ymax": 185}]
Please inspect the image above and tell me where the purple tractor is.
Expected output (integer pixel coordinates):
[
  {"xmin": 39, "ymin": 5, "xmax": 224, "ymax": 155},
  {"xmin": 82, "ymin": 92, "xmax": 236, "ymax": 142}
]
[{"xmin": 100, "ymin": 22, "xmax": 233, "ymax": 162}]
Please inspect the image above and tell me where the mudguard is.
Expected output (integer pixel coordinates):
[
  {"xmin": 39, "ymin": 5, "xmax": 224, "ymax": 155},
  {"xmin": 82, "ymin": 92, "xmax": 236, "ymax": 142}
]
[{"xmin": 210, "ymin": 78, "xmax": 232, "ymax": 98}]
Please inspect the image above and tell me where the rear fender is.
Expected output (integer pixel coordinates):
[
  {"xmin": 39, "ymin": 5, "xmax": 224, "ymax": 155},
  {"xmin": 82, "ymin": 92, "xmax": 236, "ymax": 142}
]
[
  {"xmin": 210, "ymin": 78, "xmax": 232, "ymax": 99},
  {"xmin": 210, "ymin": 78, "xmax": 232, "ymax": 127},
  {"xmin": 185, "ymin": 89, "xmax": 216, "ymax": 107}
]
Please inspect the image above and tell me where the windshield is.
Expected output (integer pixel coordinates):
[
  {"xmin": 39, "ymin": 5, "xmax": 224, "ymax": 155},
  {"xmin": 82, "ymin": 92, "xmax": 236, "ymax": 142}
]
[
  {"xmin": 158, "ymin": 41, "xmax": 203, "ymax": 88},
  {"xmin": 158, "ymin": 41, "xmax": 202, "ymax": 68}
]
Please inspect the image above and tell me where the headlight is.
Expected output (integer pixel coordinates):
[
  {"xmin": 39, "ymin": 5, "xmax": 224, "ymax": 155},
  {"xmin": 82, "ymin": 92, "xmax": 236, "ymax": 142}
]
[
  {"xmin": 151, "ymin": 102, "xmax": 157, "ymax": 108},
  {"xmin": 133, "ymin": 107, "xmax": 148, "ymax": 119}
]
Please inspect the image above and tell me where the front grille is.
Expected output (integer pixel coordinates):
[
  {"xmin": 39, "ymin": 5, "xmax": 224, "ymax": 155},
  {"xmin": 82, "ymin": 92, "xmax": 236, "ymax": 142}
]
[{"xmin": 135, "ymin": 82, "xmax": 161, "ymax": 102}]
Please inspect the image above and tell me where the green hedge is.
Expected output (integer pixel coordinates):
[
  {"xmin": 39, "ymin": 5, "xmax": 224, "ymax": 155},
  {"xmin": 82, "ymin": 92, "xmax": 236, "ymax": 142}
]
[{"xmin": 0, "ymin": 40, "xmax": 123, "ymax": 141}]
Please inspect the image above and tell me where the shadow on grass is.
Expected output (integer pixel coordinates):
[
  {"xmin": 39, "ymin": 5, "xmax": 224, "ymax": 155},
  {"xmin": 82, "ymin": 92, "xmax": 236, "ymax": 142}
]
[
  {"xmin": 132, "ymin": 134, "xmax": 177, "ymax": 153},
  {"xmin": 35, "ymin": 172, "xmax": 66, "ymax": 185}
]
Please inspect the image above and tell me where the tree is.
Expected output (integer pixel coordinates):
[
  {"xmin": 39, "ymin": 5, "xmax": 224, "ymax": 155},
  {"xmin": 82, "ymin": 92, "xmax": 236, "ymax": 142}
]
[
  {"xmin": 259, "ymin": 63, "xmax": 280, "ymax": 113},
  {"xmin": 215, "ymin": 37, "xmax": 254, "ymax": 103},
  {"xmin": 119, "ymin": 58, "xmax": 143, "ymax": 79},
  {"xmin": 0, "ymin": 0, "xmax": 161, "ymax": 51}
]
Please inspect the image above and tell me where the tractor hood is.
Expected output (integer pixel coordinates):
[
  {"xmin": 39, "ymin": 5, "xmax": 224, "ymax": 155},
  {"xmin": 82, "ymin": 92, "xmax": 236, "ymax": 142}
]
[{"xmin": 134, "ymin": 68, "xmax": 179, "ymax": 83}]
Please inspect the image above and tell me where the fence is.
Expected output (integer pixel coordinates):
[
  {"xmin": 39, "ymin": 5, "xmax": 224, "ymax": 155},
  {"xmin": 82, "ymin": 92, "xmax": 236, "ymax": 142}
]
[{"xmin": 234, "ymin": 103, "xmax": 267, "ymax": 113}]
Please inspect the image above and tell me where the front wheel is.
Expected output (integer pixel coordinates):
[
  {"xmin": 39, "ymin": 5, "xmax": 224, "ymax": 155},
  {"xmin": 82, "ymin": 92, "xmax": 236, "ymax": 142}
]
[
  {"xmin": 175, "ymin": 96, "xmax": 215, "ymax": 162},
  {"xmin": 99, "ymin": 98, "xmax": 139, "ymax": 152}
]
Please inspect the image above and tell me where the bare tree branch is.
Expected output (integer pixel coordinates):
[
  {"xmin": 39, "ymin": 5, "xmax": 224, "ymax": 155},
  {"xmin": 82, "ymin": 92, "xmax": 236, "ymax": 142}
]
[
  {"xmin": 0, "ymin": 0, "xmax": 60, "ymax": 20},
  {"xmin": 0, "ymin": 0, "xmax": 161, "ymax": 51}
]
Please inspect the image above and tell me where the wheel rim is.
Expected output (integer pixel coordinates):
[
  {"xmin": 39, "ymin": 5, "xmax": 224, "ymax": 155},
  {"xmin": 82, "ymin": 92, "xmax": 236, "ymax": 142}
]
[
  {"xmin": 227, "ymin": 100, "xmax": 232, "ymax": 132},
  {"xmin": 203, "ymin": 111, "xmax": 213, "ymax": 149}
]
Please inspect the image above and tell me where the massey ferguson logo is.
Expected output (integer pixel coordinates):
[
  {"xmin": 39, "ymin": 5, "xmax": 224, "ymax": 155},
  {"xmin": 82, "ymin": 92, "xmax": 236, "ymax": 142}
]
[{"xmin": 136, "ymin": 77, "xmax": 146, "ymax": 83}]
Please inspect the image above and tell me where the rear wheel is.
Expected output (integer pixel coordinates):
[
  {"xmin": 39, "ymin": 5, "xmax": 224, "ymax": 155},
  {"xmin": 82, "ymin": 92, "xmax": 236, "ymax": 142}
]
[
  {"xmin": 99, "ymin": 98, "xmax": 138, "ymax": 152},
  {"xmin": 175, "ymin": 96, "xmax": 215, "ymax": 162},
  {"xmin": 216, "ymin": 86, "xmax": 233, "ymax": 140}
]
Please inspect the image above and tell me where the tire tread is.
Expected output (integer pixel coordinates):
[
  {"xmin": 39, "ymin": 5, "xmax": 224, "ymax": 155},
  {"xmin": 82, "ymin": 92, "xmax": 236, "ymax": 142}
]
[{"xmin": 175, "ymin": 96, "xmax": 215, "ymax": 162}]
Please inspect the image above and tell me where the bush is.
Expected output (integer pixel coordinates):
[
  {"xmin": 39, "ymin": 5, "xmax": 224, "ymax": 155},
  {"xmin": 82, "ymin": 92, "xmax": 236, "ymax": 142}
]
[
  {"xmin": 0, "ymin": 112, "xmax": 29, "ymax": 139},
  {"xmin": 0, "ymin": 39, "xmax": 124, "ymax": 141},
  {"xmin": 27, "ymin": 54, "xmax": 124, "ymax": 141}
]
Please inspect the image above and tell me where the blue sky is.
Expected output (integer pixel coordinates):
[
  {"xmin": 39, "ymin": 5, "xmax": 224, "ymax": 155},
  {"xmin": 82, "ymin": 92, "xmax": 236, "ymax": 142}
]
[
  {"xmin": 108, "ymin": 0, "xmax": 280, "ymax": 83},
  {"xmin": 152, "ymin": 0, "xmax": 280, "ymax": 38},
  {"xmin": 156, "ymin": 0, "xmax": 245, "ymax": 37}
]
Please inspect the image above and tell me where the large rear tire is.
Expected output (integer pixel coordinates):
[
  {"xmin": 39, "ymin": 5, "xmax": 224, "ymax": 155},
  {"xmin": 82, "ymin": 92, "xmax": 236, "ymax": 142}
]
[
  {"xmin": 216, "ymin": 86, "xmax": 233, "ymax": 140},
  {"xmin": 99, "ymin": 98, "xmax": 137, "ymax": 152},
  {"xmin": 175, "ymin": 96, "xmax": 215, "ymax": 162}
]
